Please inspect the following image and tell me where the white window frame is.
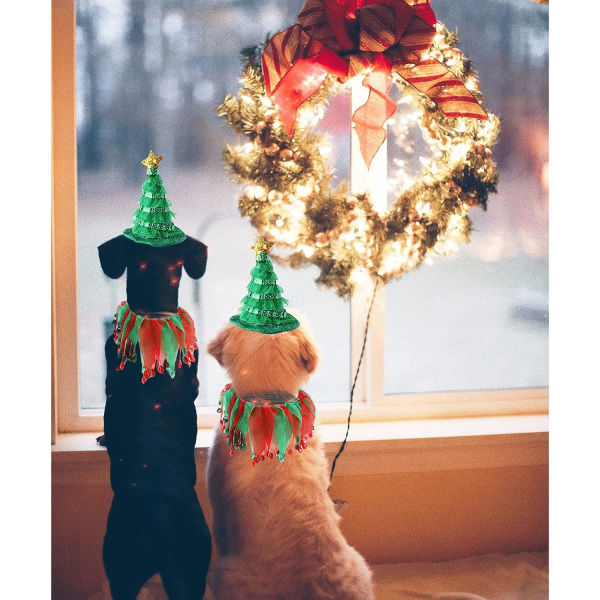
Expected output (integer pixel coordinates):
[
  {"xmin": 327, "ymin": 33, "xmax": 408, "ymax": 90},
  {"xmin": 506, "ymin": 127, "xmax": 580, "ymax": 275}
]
[{"xmin": 51, "ymin": 0, "xmax": 548, "ymax": 437}]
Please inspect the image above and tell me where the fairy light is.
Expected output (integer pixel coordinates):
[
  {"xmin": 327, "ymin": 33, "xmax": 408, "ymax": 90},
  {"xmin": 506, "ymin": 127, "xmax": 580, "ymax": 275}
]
[
  {"xmin": 349, "ymin": 267, "xmax": 370, "ymax": 287},
  {"xmin": 297, "ymin": 106, "xmax": 322, "ymax": 128},
  {"xmin": 219, "ymin": 22, "xmax": 500, "ymax": 298},
  {"xmin": 319, "ymin": 144, "xmax": 332, "ymax": 157},
  {"xmin": 465, "ymin": 78, "xmax": 478, "ymax": 91},
  {"xmin": 415, "ymin": 200, "xmax": 431, "ymax": 217},
  {"xmin": 245, "ymin": 185, "xmax": 265, "ymax": 199},
  {"xmin": 448, "ymin": 142, "xmax": 470, "ymax": 166},
  {"xmin": 431, "ymin": 212, "xmax": 466, "ymax": 257},
  {"xmin": 267, "ymin": 189, "xmax": 282, "ymax": 202},
  {"xmin": 296, "ymin": 184, "xmax": 311, "ymax": 198}
]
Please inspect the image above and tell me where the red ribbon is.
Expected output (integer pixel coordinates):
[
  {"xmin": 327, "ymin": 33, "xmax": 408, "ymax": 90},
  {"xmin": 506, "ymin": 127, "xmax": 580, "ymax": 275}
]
[{"xmin": 262, "ymin": 0, "xmax": 488, "ymax": 168}]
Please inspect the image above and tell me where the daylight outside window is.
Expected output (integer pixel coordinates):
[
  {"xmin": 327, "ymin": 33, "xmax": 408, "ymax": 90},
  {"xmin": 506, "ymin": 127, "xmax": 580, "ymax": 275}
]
[{"xmin": 75, "ymin": 0, "xmax": 548, "ymax": 414}]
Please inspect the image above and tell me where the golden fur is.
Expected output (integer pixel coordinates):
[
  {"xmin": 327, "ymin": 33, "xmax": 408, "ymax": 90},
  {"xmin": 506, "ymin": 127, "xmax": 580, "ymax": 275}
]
[
  {"xmin": 205, "ymin": 316, "xmax": 374, "ymax": 600},
  {"xmin": 206, "ymin": 322, "xmax": 319, "ymax": 398}
]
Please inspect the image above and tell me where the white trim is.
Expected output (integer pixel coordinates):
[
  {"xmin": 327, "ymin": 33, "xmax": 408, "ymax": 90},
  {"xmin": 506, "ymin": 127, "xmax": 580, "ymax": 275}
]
[
  {"xmin": 53, "ymin": 0, "xmax": 83, "ymax": 434},
  {"xmin": 51, "ymin": 414, "xmax": 548, "ymax": 485},
  {"xmin": 70, "ymin": 385, "xmax": 548, "ymax": 432},
  {"xmin": 349, "ymin": 76, "xmax": 388, "ymax": 407},
  {"xmin": 366, "ymin": 283, "xmax": 386, "ymax": 403},
  {"xmin": 371, "ymin": 386, "xmax": 549, "ymax": 418}
]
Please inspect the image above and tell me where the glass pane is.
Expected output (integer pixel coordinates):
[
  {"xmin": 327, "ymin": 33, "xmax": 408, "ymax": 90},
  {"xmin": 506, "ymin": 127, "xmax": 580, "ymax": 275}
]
[
  {"xmin": 76, "ymin": 0, "xmax": 350, "ymax": 410},
  {"xmin": 195, "ymin": 216, "xmax": 350, "ymax": 406},
  {"xmin": 385, "ymin": 0, "xmax": 549, "ymax": 393}
]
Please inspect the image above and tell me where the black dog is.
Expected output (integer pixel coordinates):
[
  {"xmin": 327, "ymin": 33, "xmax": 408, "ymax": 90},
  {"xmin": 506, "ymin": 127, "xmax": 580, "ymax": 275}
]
[{"xmin": 98, "ymin": 234, "xmax": 212, "ymax": 600}]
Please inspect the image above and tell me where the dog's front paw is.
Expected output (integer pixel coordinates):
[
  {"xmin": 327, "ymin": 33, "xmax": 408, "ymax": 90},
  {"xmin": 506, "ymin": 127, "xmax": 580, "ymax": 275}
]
[{"xmin": 96, "ymin": 434, "xmax": 107, "ymax": 447}]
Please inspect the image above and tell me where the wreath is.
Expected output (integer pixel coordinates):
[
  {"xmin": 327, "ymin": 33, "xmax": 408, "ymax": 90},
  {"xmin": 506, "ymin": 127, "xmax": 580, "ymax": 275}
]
[{"xmin": 218, "ymin": 1, "xmax": 500, "ymax": 299}]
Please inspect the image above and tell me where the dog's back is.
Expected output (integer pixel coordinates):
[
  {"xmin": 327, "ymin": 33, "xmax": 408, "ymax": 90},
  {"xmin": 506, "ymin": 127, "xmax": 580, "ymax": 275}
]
[{"xmin": 207, "ymin": 427, "xmax": 374, "ymax": 600}]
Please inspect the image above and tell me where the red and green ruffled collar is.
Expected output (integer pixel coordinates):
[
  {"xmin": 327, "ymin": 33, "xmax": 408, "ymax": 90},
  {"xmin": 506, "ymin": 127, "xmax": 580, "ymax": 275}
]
[{"xmin": 218, "ymin": 384, "xmax": 316, "ymax": 465}]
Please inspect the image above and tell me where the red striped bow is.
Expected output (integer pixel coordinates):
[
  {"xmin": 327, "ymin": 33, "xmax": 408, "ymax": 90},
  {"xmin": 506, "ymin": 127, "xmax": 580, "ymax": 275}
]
[{"xmin": 261, "ymin": 0, "xmax": 488, "ymax": 168}]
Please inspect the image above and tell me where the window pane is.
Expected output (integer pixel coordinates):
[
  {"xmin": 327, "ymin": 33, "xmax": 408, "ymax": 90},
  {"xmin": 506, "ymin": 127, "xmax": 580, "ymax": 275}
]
[
  {"xmin": 385, "ymin": 0, "xmax": 549, "ymax": 394},
  {"xmin": 76, "ymin": 0, "xmax": 350, "ymax": 410},
  {"xmin": 194, "ymin": 216, "xmax": 350, "ymax": 406}
]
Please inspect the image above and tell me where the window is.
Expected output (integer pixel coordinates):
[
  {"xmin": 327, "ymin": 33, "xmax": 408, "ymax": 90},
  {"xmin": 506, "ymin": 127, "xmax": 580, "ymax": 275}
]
[
  {"xmin": 383, "ymin": 0, "xmax": 549, "ymax": 396},
  {"xmin": 53, "ymin": 0, "xmax": 548, "ymax": 433}
]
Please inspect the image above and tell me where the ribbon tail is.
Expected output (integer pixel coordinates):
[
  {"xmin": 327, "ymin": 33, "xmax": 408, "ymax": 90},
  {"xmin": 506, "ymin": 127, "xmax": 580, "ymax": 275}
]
[
  {"xmin": 352, "ymin": 55, "xmax": 397, "ymax": 169},
  {"xmin": 226, "ymin": 394, "xmax": 239, "ymax": 429},
  {"xmin": 178, "ymin": 307, "xmax": 197, "ymax": 365},
  {"xmin": 164, "ymin": 319, "xmax": 182, "ymax": 376},
  {"xmin": 138, "ymin": 318, "xmax": 162, "ymax": 376},
  {"xmin": 230, "ymin": 399, "xmax": 250, "ymax": 448},
  {"xmin": 394, "ymin": 58, "xmax": 488, "ymax": 120},
  {"xmin": 273, "ymin": 405, "xmax": 295, "ymax": 456},
  {"xmin": 262, "ymin": 24, "xmax": 347, "ymax": 136},
  {"xmin": 248, "ymin": 407, "xmax": 269, "ymax": 459},
  {"xmin": 262, "ymin": 406, "xmax": 277, "ymax": 457},
  {"xmin": 271, "ymin": 59, "xmax": 330, "ymax": 135},
  {"xmin": 298, "ymin": 390, "xmax": 316, "ymax": 440}
]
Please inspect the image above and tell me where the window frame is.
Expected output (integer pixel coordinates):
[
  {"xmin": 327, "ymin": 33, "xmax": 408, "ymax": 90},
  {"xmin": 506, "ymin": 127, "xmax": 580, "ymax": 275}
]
[{"xmin": 51, "ymin": 0, "xmax": 548, "ymax": 437}]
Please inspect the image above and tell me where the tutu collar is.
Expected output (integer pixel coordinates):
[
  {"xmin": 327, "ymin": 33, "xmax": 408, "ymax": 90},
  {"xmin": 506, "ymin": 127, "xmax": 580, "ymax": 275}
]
[{"xmin": 218, "ymin": 384, "xmax": 316, "ymax": 465}]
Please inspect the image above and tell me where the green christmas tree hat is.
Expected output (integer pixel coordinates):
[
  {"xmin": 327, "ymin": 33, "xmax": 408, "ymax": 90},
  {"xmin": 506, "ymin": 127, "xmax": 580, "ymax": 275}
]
[
  {"xmin": 230, "ymin": 238, "xmax": 300, "ymax": 334},
  {"xmin": 123, "ymin": 151, "xmax": 186, "ymax": 247}
]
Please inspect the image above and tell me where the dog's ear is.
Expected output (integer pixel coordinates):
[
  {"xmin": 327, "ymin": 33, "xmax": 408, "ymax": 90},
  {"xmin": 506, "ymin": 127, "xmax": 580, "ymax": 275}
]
[
  {"xmin": 292, "ymin": 327, "xmax": 320, "ymax": 375},
  {"xmin": 207, "ymin": 325, "xmax": 232, "ymax": 367}
]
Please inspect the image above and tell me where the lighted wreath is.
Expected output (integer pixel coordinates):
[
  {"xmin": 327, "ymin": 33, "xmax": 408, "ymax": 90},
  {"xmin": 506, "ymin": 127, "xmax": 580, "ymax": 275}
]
[{"xmin": 218, "ymin": 0, "xmax": 500, "ymax": 298}]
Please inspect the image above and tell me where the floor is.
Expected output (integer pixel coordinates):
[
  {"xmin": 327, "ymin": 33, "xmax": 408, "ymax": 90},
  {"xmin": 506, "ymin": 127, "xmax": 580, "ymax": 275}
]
[{"xmin": 86, "ymin": 550, "xmax": 549, "ymax": 600}]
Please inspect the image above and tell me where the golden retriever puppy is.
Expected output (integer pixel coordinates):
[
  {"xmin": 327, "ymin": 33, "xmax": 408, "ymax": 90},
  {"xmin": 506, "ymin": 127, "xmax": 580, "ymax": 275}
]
[{"xmin": 205, "ymin": 320, "xmax": 374, "ymax": 600}]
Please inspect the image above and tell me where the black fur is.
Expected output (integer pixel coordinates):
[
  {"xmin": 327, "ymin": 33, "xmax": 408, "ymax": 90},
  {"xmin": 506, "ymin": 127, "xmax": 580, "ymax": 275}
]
[{"xmin": 99, "ymin": 235, "xmax": 211, "ymax": 599}]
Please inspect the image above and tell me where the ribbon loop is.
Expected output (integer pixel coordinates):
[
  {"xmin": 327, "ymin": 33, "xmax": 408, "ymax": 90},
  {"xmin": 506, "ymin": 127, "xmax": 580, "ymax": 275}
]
[
  {"xmin": 261, "ymin": 0, "xmax": 488, "ymax": 169},
  {"xmin": 358, "ymin": 3, "xmax": 397, "ymax": 52}
]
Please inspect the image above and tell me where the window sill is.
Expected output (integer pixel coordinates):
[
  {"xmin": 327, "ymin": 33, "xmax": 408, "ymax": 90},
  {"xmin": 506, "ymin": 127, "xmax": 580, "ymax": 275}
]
[
  {"xmin": 58, "ymin": 387, "xmax": 548, "ymax": 433},
  {"xmin": 52, "ymin": 414, "xmax": 548, "ymax": 484}
]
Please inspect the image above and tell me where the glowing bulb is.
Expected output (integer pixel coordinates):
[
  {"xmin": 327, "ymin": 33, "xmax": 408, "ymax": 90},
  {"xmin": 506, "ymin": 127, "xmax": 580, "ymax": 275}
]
[
  {"xmin": 296, "ymin": 184, "xmax": 311, "ymax": 198},
  {"xmin": 349, "ymin": 268, "xmax": 370, "ymax": 287},
  {"xmin": 415, "ymin": 201, "xmax": 431, "ymax": 217}
]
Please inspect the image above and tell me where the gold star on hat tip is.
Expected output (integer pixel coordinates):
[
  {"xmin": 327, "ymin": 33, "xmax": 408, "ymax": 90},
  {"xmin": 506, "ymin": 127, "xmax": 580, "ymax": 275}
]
[
  {"xmin": 141, "ymin": 150, "xmax": 164, "ymax": 173},
  {"xmin": 251, "ymin": 237, "xmax": 274, "ymax": 257}
]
